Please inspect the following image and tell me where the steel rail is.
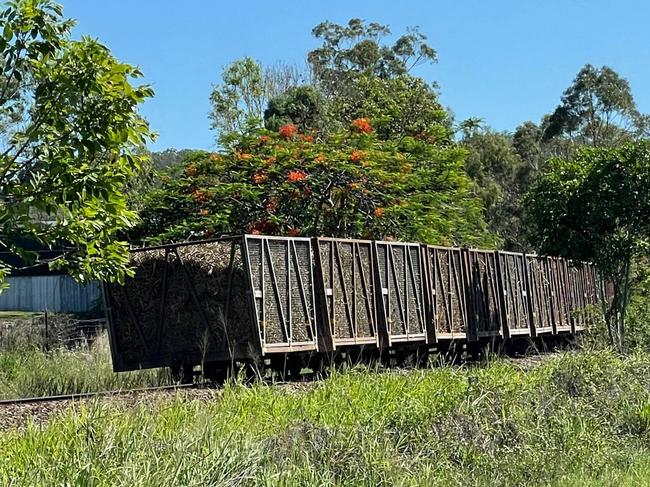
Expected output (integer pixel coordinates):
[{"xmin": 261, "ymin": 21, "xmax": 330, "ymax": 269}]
[
  {"xmin": 0, "ymin": 383, "xmax": 196, "ymax": 406},
  {"xmin": 0, "ymin": 349, "xmax": 562, "ymax": 408}
]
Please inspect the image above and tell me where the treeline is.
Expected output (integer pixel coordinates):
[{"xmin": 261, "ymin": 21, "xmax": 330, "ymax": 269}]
[
  {"xmin": 0, "ymin": 3, "xmax": 646, "ymax": 352},
  {"xmin": 462, "ymin": 64, "xmax": 649, "ymax": 250},
  {"xmin": 144, "ymin": 22, "xmax": 649, "ymax": 252},
  {"xmin": 138, "ymin": 20, "xmax": 650, "ymax": 351}
]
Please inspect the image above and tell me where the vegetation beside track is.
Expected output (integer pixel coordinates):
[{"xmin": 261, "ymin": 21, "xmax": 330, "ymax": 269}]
[
  {"xmin": 0, "ymin": 334, "xmax": 173, "ymax": 401},
  {"xmin": 2, "ymin": 349, "xmax": 650, "ymax": 486}
]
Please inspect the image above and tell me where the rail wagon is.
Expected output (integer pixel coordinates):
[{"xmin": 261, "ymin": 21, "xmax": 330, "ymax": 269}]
[
  {"xmin": 103, "ymin": 235, "xmax": 608, "ymax": 377},
  {"xmin": 374, "ymin": 240, "xmax": 427, "ymax": 347},
  {"xmin": 314, "ymin": 238, "xmax": 379, "ymax": 351}
]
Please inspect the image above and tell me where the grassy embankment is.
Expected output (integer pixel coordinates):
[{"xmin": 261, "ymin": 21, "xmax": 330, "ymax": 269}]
[
  {"xmin": 2, "ymin": 349, "xmax": 650, "ymax": 486},
  {"xmin": 0, "ymin": 334, "xmax": 172, "ymax": 399},
  {"xmin": 0, "ymin": 312, "xmax": 173, "ymax": 399},
  {"xmin": 3, "ymin": 307, "xmax": 650, "ymax": 485}
]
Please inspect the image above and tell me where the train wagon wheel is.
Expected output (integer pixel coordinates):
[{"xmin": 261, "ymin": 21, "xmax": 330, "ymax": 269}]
[
  {"xmin": 202, "ymin": 361, "xmax": 231, "ymax": 385},
  {"xmin": 170, "ymin": 361, "xmax": 195, "ymax": 384},
  {"xmin": 287, "ymin": 356, "xmax": 305, "ymax": 380}
]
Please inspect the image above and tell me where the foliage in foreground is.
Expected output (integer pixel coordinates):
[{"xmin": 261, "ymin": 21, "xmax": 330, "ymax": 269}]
[
  {"xmin": 0, "ymin": 0, "xmax": 154, "ymax": 288},
  {"xmin": 2, "ymin": 350, "xmax": 650, "ymax": 486}
]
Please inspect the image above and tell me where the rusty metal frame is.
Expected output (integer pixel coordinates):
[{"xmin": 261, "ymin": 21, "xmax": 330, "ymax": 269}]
[
  {"xmin": 243, "ymin": 235, "xmax": 318, "ymax": 355},
  {"xmin": 525, "ymin": 255, "xmax": 554, "ymax": 335},
  {"xmin": 467, "ymin": 249, "xmax": 504, "ymax": 340},
  {"xmin": 104, "ymin": 234, "xmax": 610, "ymax": 373},
  {"xmin": 497, "ymin": 251, "xmax": 533, "ymax": 338},
  {"xmin": 423, "ymin": 245, "xmax": 470, "ymax": 342},
  {"xmin": 315, "ymin": 237, "xmax": 379, "ymax": 350},
  {"xmin": 374, "ymin": 240, "xmax": 427, "ymax": 346},
  {"xmin": 105, "ymin": 236, "xmax": 260, "ymax": 372}
]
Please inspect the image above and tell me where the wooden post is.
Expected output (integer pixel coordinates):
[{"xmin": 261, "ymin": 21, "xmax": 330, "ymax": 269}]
[{"xmin": 44, "ymin": 309, "xmax": 49, "ymax": 352}]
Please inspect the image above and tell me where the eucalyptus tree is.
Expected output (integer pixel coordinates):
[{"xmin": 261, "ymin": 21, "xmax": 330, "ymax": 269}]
[{"xmin": 543, "ymin": 64, "xmax": 649, "ymax": 149}]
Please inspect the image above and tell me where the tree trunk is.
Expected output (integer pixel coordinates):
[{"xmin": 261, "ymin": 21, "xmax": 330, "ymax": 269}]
[
  {"xmin": 618, "ymin": 258, "xmax": 632, "ymax": 351},
  {"xmin": 598, "ymin": 278, "xmax": 614, "ymax": 346},
  {"xmin": 605, "ymin": 258, "xmax": 632, "ymax": 353},
  {"xmin": 604, "ymin": 283, "xmax": 619, "ymax": 350}
]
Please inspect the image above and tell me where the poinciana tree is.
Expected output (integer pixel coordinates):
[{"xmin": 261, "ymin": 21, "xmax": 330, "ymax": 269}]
[{"xmin": 133, "ymin": 120, "xmax": 494, "ymax": 248}]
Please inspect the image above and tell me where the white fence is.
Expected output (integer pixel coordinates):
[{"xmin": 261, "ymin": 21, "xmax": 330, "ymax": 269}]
[{"xmin": 0, "ymin": 275, "xmax": 102, "ymax": 313}]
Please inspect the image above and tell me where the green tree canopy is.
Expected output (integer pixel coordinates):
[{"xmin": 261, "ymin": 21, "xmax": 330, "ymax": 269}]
[
  {"xmin": 263, "ymin": 85, "xmax": 326, "ymax": 133},
  {"xmin": 134, "ymin": 121, "xmax": 494, "ymax": 248},
  {"xmin": 543, "ymin": 64, "xmax": 649, "ymax": 147},
  {"xmin": 460, "ymin": 64, "xmax": 649, "ymax": 253},
  {"xmin": 209, "ymin": 58, "xmax": 303, "ymax": 139},
  {"xmin": 0, "ymin": 0, "xmax": 154, "ymax": 287},
  {"xmin": 462, "ymin": 129, "xmax": 526, "ymax": 250},
  {"xmin": 210, "ymin": 19, "xmax": 446, "ymax": 143},
  {"xmin": 526, "ymin": 142, "xmax": 650, "ymax": 350},
  {"xmin": 306, "ymin": 19, "xmax": 443, "ymax": 140},
  {"xmin": 308, "ymin": 18, "xmax": 436, "ymax": 93},
  {"xmin": 328, "ymin": 74, "xmax": 448, "ymax": 140}
]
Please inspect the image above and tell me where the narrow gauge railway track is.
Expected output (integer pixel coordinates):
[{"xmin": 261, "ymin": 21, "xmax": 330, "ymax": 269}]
[
  {"xmin": 0, "ymin": 383, "xmax": 196, "ymax": 407},
  {"xmin": 0, "ymin": 348, "xmax": 559, "ymax": 408},
  {"xmin": 0, "ymin": 352, "xmax": 559, "ymax": 432}
]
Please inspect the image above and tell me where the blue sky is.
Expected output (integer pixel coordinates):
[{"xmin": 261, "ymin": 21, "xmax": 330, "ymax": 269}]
[{"xmin": 62, "ymin": 1, "xmax": 650, "ymax": 151}]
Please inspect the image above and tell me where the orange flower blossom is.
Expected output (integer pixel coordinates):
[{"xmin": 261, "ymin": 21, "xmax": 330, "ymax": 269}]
[
  {"xmin": 279, "ymin": 123, "xmax": 298, "ymax": 139},
  {"xmin": 350, "ymin": 150, "xmax": 364, "ymax": 163},
  {"xmin": 252, "ymin": 171, "xmax": 267, "ymax": 184},
  {"xmin": 287, "ymin": 169, "xmax": 307, "ymax": 183},
  {"xmin": 352, "ymin": 118, "xmax": 372, "ymax": 134}
]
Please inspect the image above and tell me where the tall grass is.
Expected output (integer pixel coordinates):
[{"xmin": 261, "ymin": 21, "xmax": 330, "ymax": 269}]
[
  {"xmin": 0, "ymin": 334, "xmax": 173, "ymax": 400},
  {"xmin": 2, "ymin": 350, "xmax": 650, "ymax": 486}
]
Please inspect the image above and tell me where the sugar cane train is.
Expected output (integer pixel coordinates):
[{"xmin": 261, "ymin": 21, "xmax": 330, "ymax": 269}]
[{"xmin": 102, "ymin": 235, "xmax": 605, "ymax": 382}]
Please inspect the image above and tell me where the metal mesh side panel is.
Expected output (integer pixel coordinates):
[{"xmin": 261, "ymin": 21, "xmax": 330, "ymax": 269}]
[
  {"xmin": 376, "ymin": 243, "xmax": 425, "ymax": 341},
  {"xmin": 335, "ymin": 242, "xmax": 354, "ymax": 339},
  {"xmin": 389, "ymin": 246, "xmax": 407, "ymax": 336},
  {"xmin": 245, "ymin": 236, "xmax": 317, "ymax": 351},
  {"xmin": 266, "ymin": 239, "xmax": 288, "ymax": 344},
  {"xmin": 356, "ymin": 243, "xmax": 375, "ymax": 338},
  {"xmin": 406, "ymin": 246, "xmax": 425, "ymax": 335},
  {"xmin": 501, "ymin": 254, "xmax": 529, "ymax": 331},
  {"xmin": 107, "ymin": 249, "xmax": 166, "ymax": 369},
  {"xmin": 246, "ymin": 238, "xmax": 265, "ymax": 342},
  {"xmin": 527, "ymin": 256, "xmax": 553, "ymax": 331},
  {"xmin": 318, "ymin": 239, "xmax": 376, "ymax": 344},
  {"xmin": 428, "ymin": 248, "xmax": 466, "ymax": 335},
  {"xmin": 376, "ymin": 244, "xmax": 389, "ymax": 332},
  {"xmin": 468, "ymin": 251, "xmax": 501, "ymax": 335},
  {"xmin": 106, "ymin": 239, "xmax": 254, "ymax": 371},
  {"xmin": 433, "ymin": 249, "xmax": 450, "ymax": 333},
  {"xmin": 291, "ymin": 240, "xmax": 314, "ymax": 343},
  {"xmin": 549, "ymin": 258, "xmax": 571, "ymax": 330}
]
